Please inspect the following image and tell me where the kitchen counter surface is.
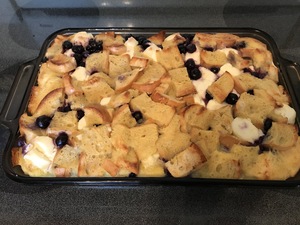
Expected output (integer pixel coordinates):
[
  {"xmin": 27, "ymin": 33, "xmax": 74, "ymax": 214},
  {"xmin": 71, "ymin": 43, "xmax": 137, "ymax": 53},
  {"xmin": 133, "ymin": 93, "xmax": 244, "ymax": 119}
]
[{"xmin": 0, "ymin": 1, "xmax": 300, "ymax": 224}]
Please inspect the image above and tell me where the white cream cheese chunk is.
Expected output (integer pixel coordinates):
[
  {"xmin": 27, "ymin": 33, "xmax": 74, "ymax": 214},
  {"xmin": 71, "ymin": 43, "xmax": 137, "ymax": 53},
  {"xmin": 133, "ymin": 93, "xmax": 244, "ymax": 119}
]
[
  {"xmin": 78, "ymin": 117, "xmax": 87, "ymax": 130},
  {"xmin": 141, "ymin": 153, "xmax": 162, "ymax": 169},
  {"xmin": 193, "ymin": 94, "xmax": 205, "ymax": 106},
  {"xmin": 124, "ymin": 37, "xmax": 138, "ymax": 58},
  {"xmin": 23, "ymin": 136, "xmax": 57, "ymax": 172},
  {"xmin": 274, "ymin": 104, "xmax": 296, "ymax": 124},
  {"xmin": 71, "ymin": 31, "xmax": 93, "ymax": 47},
  {"xmin": 32, "ymin": 136, "xmax": 56, "ymax": 161},
  {"xmin": 24, "ymin": 147, "xmax": 52, "ymax": 172},
  {"xmin": 100, "ymin": 97, "xmax": 111, "ymax": 106},
  {"xmin": 232, "ymin": 117, "xmax": 264, "ymax": 143},
  {"xmin": 142, "ymin": 43, "xmax": 162, "ymax": 62},
  {"xmin": 64, "ymin": 49, "xmax": 74, "ymax": 57},
  {"xmin": 218, "ymin": 63, "xmax": 242, "ymax": 77},
  {"xmin": 217, "ymin": 48, "xmax": 239, "ymax": 57},
  {"xmin": 192, "ymin": 67, "xmax": 217, "ymax": 99},
  {"xmin": 71, "ymin": 66, "xmax": 89, "ymax": 81},
  {"xmin": 165, "ymin": 32, "xmax": 183, "ymax": 41}
]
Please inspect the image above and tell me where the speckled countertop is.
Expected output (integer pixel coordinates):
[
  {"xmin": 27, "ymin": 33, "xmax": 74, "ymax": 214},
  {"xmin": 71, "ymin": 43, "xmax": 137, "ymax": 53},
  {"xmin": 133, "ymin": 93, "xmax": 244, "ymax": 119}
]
[{"xmin": 0, "ymin": 1, "xmax": 300, "ymax": 224}]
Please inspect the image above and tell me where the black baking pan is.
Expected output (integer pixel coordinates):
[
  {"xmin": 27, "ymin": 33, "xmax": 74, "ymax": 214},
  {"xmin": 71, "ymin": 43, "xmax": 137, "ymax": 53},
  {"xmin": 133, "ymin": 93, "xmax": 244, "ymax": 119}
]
[{"xmin": 1, "ymin": 27, "xmax": 300, "ymax": 186}]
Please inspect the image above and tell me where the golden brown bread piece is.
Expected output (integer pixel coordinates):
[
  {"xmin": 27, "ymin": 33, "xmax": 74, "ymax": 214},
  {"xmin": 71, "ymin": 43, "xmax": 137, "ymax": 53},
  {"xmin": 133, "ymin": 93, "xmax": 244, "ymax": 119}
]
[
  {"xmin": 151, "ymin": 83, "xmax": 186, "ymax": 108},
  {"xmin": 156, "ymin": 115, "xmax": 191, "ymax": 160},
  {"xmin": 114, "ymin": 68, "xmax": 143, "ymax": 94},
  {"xmin": 130, "ymin": 92, "xmax": 175, "ymax": 127},
  {"xmin": 77, "ymin": 125, "xmax": 113, "ymax": 177},
  {"xmin": 148, "ymin": 30, "xmax": 166, "ymax": 45},
  {"xmin": 168, "ymin": 67, "xmax": 197, "ymax": 97},
  {"xmin": 165, "ymin": 143, "xmax": 207, "ymax": 178},
  {"xmin": 129, "ymin": 56, "xmax": 149, "ymax": 69},
  {"xmin": 46, "ymin": 54, "xmax": 77, "ymax": 73},
  {"xmin": 184, "ymin": 104, "xmax": 233, "ymax": 134},
  {"xmin": 129, "ymin": 123, "xmax": 159, "ymax": 160},
  {"xmin": 34, "ymin": 88, "xmax": 65, "ymax": 117},
  {"xmin": 81, "ymin": 75, "xmax": 115, "ymax": 104},
  {"xmin": 162, "ymin": 33, "xmax": 186, "ymax": 49},
  {"xmin": 190, "ymin": 128, "xmax": 220, "ymax": 159},
  {"xmin": 207, "ymin": 72, "xmax": 234, "ymax": 103},
  {"xmin": 200, "ymin": 49, "xmax": 227, "ymax": 68},
  {"xmin": 108, "ymin": 54, "xmax": 132, "ymax": 78},
  {"xmin": 111, "ymin": 104, "xmax": 137, "ymax": 128},
  {"xmin": 156, "ymin": 45, "xmax": 184, "ymax": 70},
  {"xmin": 193, "ymin": 33, "xmax": 239, "ymax": 49},
  {"xmin": 191, "ymin": 150, "xmax": 241, "ymax": 179},
  {"xmin": 85, "ymin": 51, "xmax": 110, "ymax": 74},
  {"xmin": 263, "ymin": 122, "xmax": 298, "ymax": 150},
  {"xmin": 53, "ymin": 145, "xmax": 80, "ymax": 177},
  {"xmin": 45, "ymin": 34, "xmax": 68, "ymax": 59},
  {"xmin": 77, "ymin": 105, "xmax": 112, "ymax": 129},
  {"xmin": 47, "ymin": 111, "xmax": 78, "ymax": 136},
  {"xmin": 234, "ymin": 92, "xmax": 275, "ymax": 129},
  {"xmin": 132, "ymin": 61, "xmax": 167, "ymax": 94}
]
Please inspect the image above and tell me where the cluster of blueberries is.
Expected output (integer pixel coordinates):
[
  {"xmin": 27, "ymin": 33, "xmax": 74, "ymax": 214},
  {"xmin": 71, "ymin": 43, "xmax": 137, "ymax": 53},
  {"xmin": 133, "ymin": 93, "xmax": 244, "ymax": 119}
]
[{"xmin": 62, "ymin": 39, "xmax": 103, "ymax": 67}]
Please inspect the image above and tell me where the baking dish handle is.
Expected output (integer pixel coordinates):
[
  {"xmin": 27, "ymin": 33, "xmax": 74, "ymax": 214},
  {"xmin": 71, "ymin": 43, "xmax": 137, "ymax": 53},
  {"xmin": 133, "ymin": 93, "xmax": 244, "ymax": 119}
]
[
  {"xmin": 281, "ymin": 58, "xmax": 300, "ymax": 125},
  {"xmin": 0, "ymin": 59, "xmax": 37, "ymax": 130}
]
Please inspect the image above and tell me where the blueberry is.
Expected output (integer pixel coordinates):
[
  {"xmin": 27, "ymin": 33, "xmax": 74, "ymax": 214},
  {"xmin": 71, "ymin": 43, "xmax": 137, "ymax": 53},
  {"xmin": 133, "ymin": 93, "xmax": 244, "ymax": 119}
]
[
  {"xmin": 137, "ymin": 36, "xmax": 147, "ymax": 45},
  {"xmin": 181, "ymin": 34, "xmax": 194, "ymax": 44},
  {"xmin": 88, "ymin": 39, "xmax": 97, "ymax": 47},
  {"xmin": 186, "ymin": 43, "xmax": 196, "ymax": 53},
  {"xmin": 234, "ymin": 41, "xmax": 246, "ymax": 49},
  {"xmin": 205, "ymin": 92, "xmax": 213, "ymax": 101},
  {"xmin": 87, "ymin": 39, "xmax": 103, "ymax": 53},
  {"xmin": 35, "ymin": 115, "xmax": 52, "ymax": 129},
  {"xmin": 184, "ymin": 58, "xmax": 196, "ymax": 70},
  {"xmin": 78, "ymin": 61, "xmax": 86, "ymax": 67},
  {"xmin": 243, "ymin": 68, "xmax": 266, "ymax": 79},
  {"xmin": 55, "ymin": 132, "xmax": 68, "ymax": 148},
  {"xmin": 247, "ymin": 89, "xmax": 254, "ymax": 95},
  {"xmin": 254, "ymin": 71, "xmax": 267, "ymax": 79},
  {"xmin": 128, "ymin": 172, "xmax": 137, "ymax": 177},
  {"xmin": 177, "ymin": 43, "xmax": 186, "ymax": 54},
  {"xmin": 243, "ymin": 68, "xmax": 252, "ymax": 74},
  {"xmin": 95, "ymin": 41, "xmax": 103, "ymax": 51},
  {"xmin": 58, "ymin": 103, "xmax": 71, "ymax": 112},
  {"xmin": 210, "ymin": 67, "xmax": 220, "ymax": 74},
  {"xmin": 76, "ymin": 109, "xmax": 85, "ymax": 120},
  {"xmin": 132, "ymin": 111, "xmax": 143, "ymax": 124},
  {"xmin": 17, "ymin": 136, "xmax": 26, "ymax": 147},
  {"xmin": 86, "ymin": 44, "xmax": 95, "ymax": 54},
  {"xmin": 62, "ymin": 40, "xmax": 73, "ymax": 50},
  {"xmin": 141, "ymin": 39, "xmax": 151, "ymax": 50},
  {"xmin": 188, "ymin": 67, "xmax": 201, "ymax": 80},
  {"xmin": 203, "ymin": 47, "xmax": 214, "ymax": 51},
  {"xmin": 72, "ymin": 45, "xmax": 84, "ymax": 54},
  {"xmin": 41, "ymin": 57, "xmax": 48, "ymax": 63},
  {"xmin": 263, "ymin": 118, "xmax": 273, "ymax": 134},
  {"xmin": 258, "ymin": 145, "xmax": 269, "ymax": 154},
  {"xmin": 253, "ymin": 135, "xmax": 265, "ymax": 146},
  {"xmin": 73, "ymin": 53, "xmax": 83, "ymax": 65},
  {"xmin": 81, "ymin": 51, "xmax": 89, "ymax": 58},
  {"xmin": 225, "ymin": 93, "xmax": 239, "ymax": 105}
]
